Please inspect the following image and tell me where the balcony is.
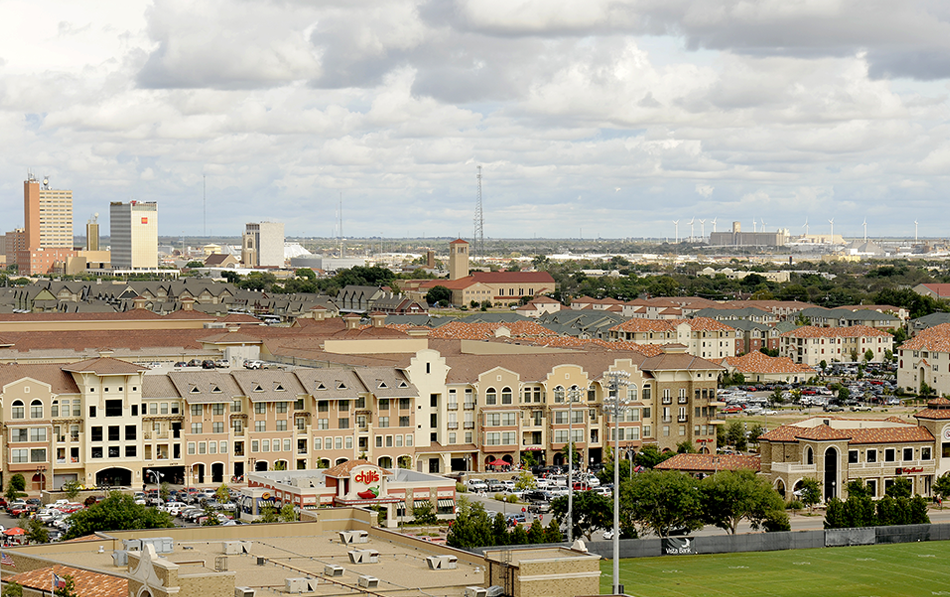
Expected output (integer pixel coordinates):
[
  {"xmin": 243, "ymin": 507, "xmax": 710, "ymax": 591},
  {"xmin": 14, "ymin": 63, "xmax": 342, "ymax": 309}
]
[
  {"xmin": 661, "ymin": 398, "xmax": 672, "ymax": 405},
  {"xmin": 448, "ymin": 422, "xmax": 459, "ymax": 430},
  {"xmin": 463, "ymin": 422, "xmax": 475, "ymax": 429},
  {"xmin": 678, "ymin": 416, "xmax": 688, "ymax": 423},
  {"xmin": 770, "ymin": 462, "xmax": 817, "ymax": 474},
  {"xmin": 463, "ymin": 403, "xmax": 475, "ymax": 410},
  {"xmin": 661, "ymin": 417, "xmax": 672, "ymax": 424},
  {"xmin": 447, "ymin": 403, "xmax": 458, "ymax": 411}
]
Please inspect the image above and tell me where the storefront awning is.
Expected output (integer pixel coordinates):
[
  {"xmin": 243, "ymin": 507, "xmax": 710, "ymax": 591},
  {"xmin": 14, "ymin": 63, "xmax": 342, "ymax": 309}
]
[{"xmin": 437, "ymin": 499, "xmax": 454, "ymax": 508}]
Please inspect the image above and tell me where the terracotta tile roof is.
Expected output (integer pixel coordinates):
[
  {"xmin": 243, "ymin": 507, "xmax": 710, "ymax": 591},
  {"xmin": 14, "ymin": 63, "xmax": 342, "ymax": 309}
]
[
  {"xmin": 721, "ymin": 352, "xmax": 815, "ymax": 374},
  {"xmin": 469, "ymin": 271, "xmax": 555, "ymax": 285},
  {"xmin": 780, "ymin": 325, "xmax": 893, "ymax": 339},
  {"xmin": 8, "ymin": 565, "xmax": 126, "ymax": 597},
  {"xmin": 899, "ymin": 323, "xmax": 950, "ymax": 352},
  {"xmin": 426, "ymin": 320, "xmax": 558, "ymax": 340},
  {"xmin": 61, "ymin": 357, "xmax": 148, "ymax": 375},
  {"xmin": 655, "ymin": 453, "xmax": 760, "ymax": 472},
  {"xmin": 324, "ymin": 459, "xmax": 388, "ymax": 477},
  {"xmin": 761, "ymin": 421, "xmax": 934, "ymax": 444}
]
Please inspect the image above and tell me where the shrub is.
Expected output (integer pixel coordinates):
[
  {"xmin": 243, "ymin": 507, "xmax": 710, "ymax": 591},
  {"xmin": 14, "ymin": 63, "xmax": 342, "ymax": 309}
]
[
  {"xmin": 786, "ymin": 500, "xmax": 803, "ymax": 511},
  {"xmin": 456, "ymin": 483, "xmax": 468, "ymax": 493},
  {"xmin": 493, "ymin": 493, "xmax": 506, "ymax": 501},
  {"xmin": 506, "ymin": 494, "xmax": 519, "ymax": 503}
]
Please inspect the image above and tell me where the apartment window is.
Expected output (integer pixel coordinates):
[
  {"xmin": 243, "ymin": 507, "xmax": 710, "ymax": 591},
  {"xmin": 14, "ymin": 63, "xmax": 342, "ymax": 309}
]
[
  {"xmin": 262, "ymin": 440, "xmax": 270, "ymax": 452},
  {"xmin": 379, "ymin": 416, "xmax": 390, "ymax": 428},
  {"xmin": 866, "ymin": 449, "xmax": 877, "ymax": 463},
  {"xmin": 376, "ymin": 436, "xmax": 383, "ymax": 448},
  {"xmin": 212, "ymin": 404, "xmax": 225, "ymax": 416},
  {"xmin": 903, "ymin": 447, "xmax": 914, "ymax": 461},
  {"xmin": 213, "ymin": 422, "xmax": 224, "ymax": 434},
  {"xmin": 286, "ymin": 438, "xmax": 294, "ymax": 451},
  {"xmin": 105, "ymin": 400, "xmax": 122, "ymax": 417},
  {"xmin": 848, "ymin": 450, "xmax": 859, "ymax": 464},
  {"xmin": 191, "ymin": 423, "xmax": 202, "ymax": 434},
  {"xmin": 276, "ymin": 421, "xmax": 287, "ymax": 432},
  {"xmin": 297, "ymin": 418, "xmax": 306, "ymax": 431},
  {"xmin": 108, "ymin": 426, "xmax": 120, "ymax": 441},
  {"xmin": 250, "ymin": 440, "xmax": 258, "ymax": 453},
  {"xmin": 231, "ymin": 399, "xmax": 242, "ymax": 413},
  {"xmin": 885, "ymin": 448, "xmax": 896, "ymax": 462},
  {"xmin": 11, "ymin": 401, "xmax": 23, "ymax": 420},
  {"xmin": 11, "ymin": 449, "xmax": 28, "ymax": 463},
  {"xmin": 220, "ymin": 441, "xmax": 228, "ymax": 453},
  {"xmin": 72, "ymin": 400, "xmax": 81, "ymax": 417},
  {"xmin": 339, "ymin": 400, "xmax": 350, "ymax": 412},
  {"xmin": 313, "ymin": 437, "xmax": 322, "ymax": 450},
  {"xmin": 922, "ymin": 447, "xmax": 932, "ymax": 460},
  {"xmin": 91, "ymin": 447, "xmax": 103, "ymax": 459},
  {"xmin": 338, "ymin": 418, "xmax": 350, "ymax": 429},
  {"xmin": 295, "ymin": 398, "xmax": 305, "ymax": 410},
  {"xmin": 355, "ymin": 397, "xmax": 365, "ymax": 409},
  {"xmin": 317, "ymin": 418, "xmax": 328, "ymax": 430},
  {"xmin": 232, "ymin": 419, "xmax": 243, "ymax": 433},
  {"xmin": 149, "ymin": 403, "xmax": 158, "ymax": 415},
  {"xmin": 51, "ymin": 401, "xmax": 59, "ymax": 417},
  {"xmin": 399, "ymin": 416, "xmax": 410, "ymax": 427},
  {"xmin": 643, "ymin": 387, "xmax": 651, "ymax": 401},
  {"xmin": 399, "ymin": 398, "xmax": 410, "ymax": 410},
  {"xmin": 318, "ymin": 401, "xmax": 329, "ymax": 413},
  {"xmin": 125, "ymin": 425, "xmax": 136, "ymax": 440},
  {"xmin": 255, "ymin": 403, "xmax": 266, "ymax": 415},
  {"xmin": 255, "ymin": 421, "xmax": 266, "ymax": 432},
  {"xmin": 501, "ymin": 387, "xmax": 512, "ymax": 405},
  {"xmin": 126, "ymin": 446, "xmax": 137, "ymax": 458},
  {"xmin": 379, "ymin": 399, "xmax": 390, "ymax": 411},
  {"xmin": 30, "ymin": 400, "xmax": 43, "ymax": 419},
  {"xmin": 276, "ymin": 402, "xmax": 288, "ymax": 414},
  {"xmin": 91, "ymin": 426, "xmax": 103, "ymax": 442},
  {"xmin": 335, "ymin": 437, "xmax": 343, "ymax": 449},
  {"xmin": 485, "ymin": 388, "xmax": 497, "ymax": 405},
  {"xmin": 191, "ymin": 404, "xmax": 202, "ymax": 417}
]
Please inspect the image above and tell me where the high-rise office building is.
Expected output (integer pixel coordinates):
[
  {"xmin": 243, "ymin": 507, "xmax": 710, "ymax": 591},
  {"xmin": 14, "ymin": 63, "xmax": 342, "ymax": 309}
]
[
  {"xmin": 110, "ymin": 201, "xmax": 158, "ymax": 269},
  {"xmin": 242, "ymin": 222, "xmax": 284, "ymax": 268},
  {"xmin": 86, "ymin": 215, "xmax": 99, "ymax": 251},
  {"xmin": 14, "ymin": 173, "xmax": 77, "ymax": 274}
]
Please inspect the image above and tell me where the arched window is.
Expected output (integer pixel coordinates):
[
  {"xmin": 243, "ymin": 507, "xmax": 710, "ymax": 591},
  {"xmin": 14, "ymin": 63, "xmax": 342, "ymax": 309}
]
[
  {"xmin": 30, "ymin": 400, "xmax": 43, "ymax": 419},
  {"xmin": 627, "ymin": 385, "xmax": 638, "ymax": 401},
  {"xmin": 51, "ymin": 400, "xmax": 59, "ymax": 418},
  {"xmin": 554, "ymin": 386, "xmax": 565, "ymax": 403},
  {"xmin": 11, "ymin": 400, "xmax": 24, "ymax": 420},
  {"xmin": 485, "ymin": 388, "xmax": 497, "ymax": 405},
  {"xmin": 805, "ymin": 446, "xmax": 814, "ymax": 465},
  {"xmin": 501, "ymin": 387, "xmax": 512, "ymax": 405}
]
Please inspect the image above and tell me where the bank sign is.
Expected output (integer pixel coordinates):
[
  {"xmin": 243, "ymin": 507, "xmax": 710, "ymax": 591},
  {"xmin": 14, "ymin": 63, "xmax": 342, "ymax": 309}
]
[{"xmin": 662, "ymin": 537, "xmax": 696, "ymax": 555}]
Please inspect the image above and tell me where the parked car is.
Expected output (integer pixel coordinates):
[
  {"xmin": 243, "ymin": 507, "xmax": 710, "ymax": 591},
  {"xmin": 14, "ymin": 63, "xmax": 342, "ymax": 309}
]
[
  {"xmin": 201, "ymin": 360, "xmax": 216, "ymax": 369},
  {"xmin": 214, "ymin": 359, "xmax": 229, "ymax": 368}
]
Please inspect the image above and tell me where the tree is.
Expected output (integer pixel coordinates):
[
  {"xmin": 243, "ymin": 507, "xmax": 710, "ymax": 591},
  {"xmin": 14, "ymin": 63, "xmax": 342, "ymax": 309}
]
[
  {"xmin": 725, "ymin": 421, "xmax": 747, "ymax": 452},
  {"xmin": 295, "ymin": 268, "xmax": 316, "ymax": 281},
  {"xmin": 5, "ymin": 474, "xmax": 25, "ymax": 501},
  {"xmin": 159, "ymin": 481, "xmax": 171, "ymax": 502},
  {"xmin": 185, "ymin": 261, "xmax": 204, "ymax": 269},
  {"xmin": 676, "ymin": 440, "xmax": 697, "ymax": 454},
  {"xmin": 634, "ymin": 445, "xmax": 675, "ymax": 469},
  {"xmin": 527, "ymin": 519, "xmax": 546, "ymax": 544},
  {"xmin": 447, "ymin": 498, "xmax": 494, "ymax": 549},
  {"xmin": 63, "ymin": 491, "xmax": 174, "ymax": 540},
  {"xmin": 550, "ymin": 489, "xmax": 612, "ymax": 541},
  {"xmin": 885, "ymin": 476, "xmax": 912, "ymax": 499},
  {"xmin": 62, "ymin": 480, "xmax": 81, "ymax": 501},
  {"xmin": 933, "ymin": 473, "xmax": 950, "ymax": 507},
  {"xmin": 279, "ymin": 503, "xmax": 297, "ymax": 522},
  {"xmin": 221, "ymin": 270, "xmax": 241, "ymax": 284},
  {"xmin": 700, "ymin": 470, "xmax": 786, "ymax": 534},
  {"xmin": 216, "ymin": 483, "xmax": 230, "ymax": 504},
  {"xmin": 257, "ymin": 504, "xmax": 280, "ymax": 523},
  {"xmin": 544, "ymin": 518, "xmax": 564, "ymax": 543},
  {"xmin": 53, "ymin": 575, "xmax": 78, "ymax": 597},
  {"xmin": 864, "ymin": 349, "xmax": 874, "ymax": 363},
  {"xmin": 22, "ymin": 516, "xmax": 48, "ymax": 544},
  {"xmin": 513, "ymin": 470, "xmax": 537, "ymax": 491},
  {"xmin": 623, "ymin": 470, "xmax": 704, "ymax": 538},
  {"xmin": 425, "ymin": 286, "xmax": 452, "ymax": 306},
  {"xmin": 1, "ymin": 581, "xmax": 23, "ymax": 597},
  {"xmin": 798, "ymin": 478, "xmax": 822, "ymax": 510},
  {"xmin": 413, "ymin": 501, "xmax": 438, "ymax": 525},
  {"xmin": 201, "ymin": 505, "xmax": 221, "ymax": 526}
]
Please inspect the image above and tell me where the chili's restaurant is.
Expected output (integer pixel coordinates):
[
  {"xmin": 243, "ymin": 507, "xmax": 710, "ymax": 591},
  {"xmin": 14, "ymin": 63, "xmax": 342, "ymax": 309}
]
[{"xmin": 240, "ymin": 460, "xmax": 457, "ymax": 526}]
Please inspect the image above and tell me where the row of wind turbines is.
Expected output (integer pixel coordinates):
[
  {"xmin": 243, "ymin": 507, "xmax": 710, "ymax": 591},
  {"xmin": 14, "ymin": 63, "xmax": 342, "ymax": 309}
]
[{"xmin": 671, "ymin": 218, "xmax": 923, "ymax": 244}]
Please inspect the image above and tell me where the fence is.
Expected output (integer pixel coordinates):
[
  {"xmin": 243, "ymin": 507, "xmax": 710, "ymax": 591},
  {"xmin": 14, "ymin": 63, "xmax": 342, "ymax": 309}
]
[{"xmin": 472, "ymin": 522, "xmax": 950, "ymax": 560}]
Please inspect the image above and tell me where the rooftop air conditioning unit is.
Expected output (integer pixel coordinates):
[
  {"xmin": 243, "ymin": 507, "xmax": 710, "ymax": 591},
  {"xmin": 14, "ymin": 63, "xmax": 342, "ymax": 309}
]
[
  {"xmin": 235, "ymin": 588, "xmax": 256, "ymax": 597},
  {"xmin": 358, "ymin": 576, "xmax": 379, "ymax": 589},
  {"xmin": 324, "ymin": 564, "xmax": 345, "ymax": 577},
  {"xmin": 465, "ymin": 587, "xmax": 488, "ymax": 597}
]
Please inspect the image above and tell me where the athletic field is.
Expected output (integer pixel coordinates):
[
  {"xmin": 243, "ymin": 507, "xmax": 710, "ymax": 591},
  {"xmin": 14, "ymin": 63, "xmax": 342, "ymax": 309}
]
[{"xmin": 599, "ymin": 541, "xmax": 950, "ymax": 597}]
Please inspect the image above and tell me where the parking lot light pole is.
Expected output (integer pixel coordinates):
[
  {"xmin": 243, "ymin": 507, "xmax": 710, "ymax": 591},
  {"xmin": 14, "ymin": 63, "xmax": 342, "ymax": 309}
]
[
  {"xmin": 566, "ymin": 386, "xmax": 580, "ymax": 544},
  {"xmin": 604, "ymin": 370, "xmax": 630, "ymax": 595}
]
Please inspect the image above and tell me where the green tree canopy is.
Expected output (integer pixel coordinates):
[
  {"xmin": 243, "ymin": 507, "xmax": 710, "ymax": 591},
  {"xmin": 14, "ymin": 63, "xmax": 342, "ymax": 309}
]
[
  {"xmin": 63, "ymin": 491, "xmax": 174, "ymax": 540},
  {"xmin": 550, "ymin": 489, "xmax": 612, "ymax": 541},
  {"xmin": 425, "ymin": 285, "xmax": 453, "ymax": 306},
  {"xmin": 700, "ymin": 470, "xmax": 786, "ymax": 534},
  {"xmin": 622, "ymin": 470, "xmax": 704, "ymax": 538}
]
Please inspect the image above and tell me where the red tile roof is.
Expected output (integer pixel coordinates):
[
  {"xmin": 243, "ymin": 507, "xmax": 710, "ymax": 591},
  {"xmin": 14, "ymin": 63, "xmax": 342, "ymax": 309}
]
[
  {"xmin": 721, "ymin": 352, "xmax": 815, "ymax": 374},
  {"xmin": 899, "ymin": 323, "xmax": 950, "ymax": 352},
  {"xmin": 610, "ymin": 317, "xmax": 735, "ymax": 333},
  {"xmin": 8, "ymin": 565, "xmax": 127, "ymax": 597},
  {"xmin": 655, "ymin": 453, "xmax": 760, "ymax": 472},
  {"xmin": 761, "ymin": 421, "xmax": 934, "ymax": 444},
  {"xmin": 780, "ymin": 325, "xmax": 893, "ymax": 339}
]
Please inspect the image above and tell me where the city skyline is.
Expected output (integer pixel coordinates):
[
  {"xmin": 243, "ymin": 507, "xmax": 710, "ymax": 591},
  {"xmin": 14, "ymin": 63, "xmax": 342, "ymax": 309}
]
[{"xmin": 2, "ymin": 1, "xmax": 950, "ymax": 239}]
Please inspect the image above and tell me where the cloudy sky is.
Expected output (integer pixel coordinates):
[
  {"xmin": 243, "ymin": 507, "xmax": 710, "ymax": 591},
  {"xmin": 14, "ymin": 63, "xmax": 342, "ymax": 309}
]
[{"xmin": 2, "ymin": 0, "xmax": 950, "ymax": 240}]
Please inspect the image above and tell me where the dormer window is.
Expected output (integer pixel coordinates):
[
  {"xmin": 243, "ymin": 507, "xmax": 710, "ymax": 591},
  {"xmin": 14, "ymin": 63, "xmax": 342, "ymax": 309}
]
[
  {"xmin": 212, "ymin": 386, "xmax": 222, "ymax": 393},
  {"xmin": 190, "ymin": 387, "xmax": 200, "ymax": 394},
  {"xmin": 316, "ymin": 383, "xmax": 326, "ymax": 391},
  {"xmin": 337, "ymin": 382, "xmax": 347, "ymax": 390},
  {"xmin": 254, "ymin": 385, "xmax": 263, "ymax": 393},
  {"xmin": 398, "ymin": 381, "xmax": 408, "ymax": 388},
  {"xmin": 378, "ymin": 381, "xmax": 388, "ymax": 389},
  {"xmin": 275, "ymin": 384, "xmax": 285, "ymax": 392}
]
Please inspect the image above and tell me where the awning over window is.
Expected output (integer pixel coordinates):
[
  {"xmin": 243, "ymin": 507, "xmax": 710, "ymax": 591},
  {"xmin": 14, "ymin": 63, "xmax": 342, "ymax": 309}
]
[{"xmin": 437, "ymin": 499, "xmax": 454, "ymax": 508}]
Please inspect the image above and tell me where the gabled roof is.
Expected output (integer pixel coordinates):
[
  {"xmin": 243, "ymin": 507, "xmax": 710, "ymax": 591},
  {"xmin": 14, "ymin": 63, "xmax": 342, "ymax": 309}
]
[
  {"xmin": 353, "ymin": 367, "xmax": 417, "ymax": 398},
  {"xmin": 721, "ymin": 352, "xmax": 815, "ymax": 374},
  {"xmin": 8, "ymin": 565, "xmax": 126, "ymax": 597},
  {"xmin": 61, "ymin": 357, "xmax": 147, "ymax": 375},
  {"xmin": 655, "ymin": 453, "xmax": 760, "ymax": 472},
  {"xmin": 168, "ymin": 371, "xmax": 243, "ymax": 403},
  {"xmin": 230, "ymin": 370, "xmax": 307, "ymax": 402}
]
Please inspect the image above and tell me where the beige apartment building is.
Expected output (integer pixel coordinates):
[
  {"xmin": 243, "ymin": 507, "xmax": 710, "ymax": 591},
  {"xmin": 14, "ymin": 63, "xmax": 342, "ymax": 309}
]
[
  {"xmin": 607, "ymin": 317, "xmax": 739, "ymax": 360},
  {"xmin": 778, "ymin": 325, "xmax": 894, "ymax": 366}
]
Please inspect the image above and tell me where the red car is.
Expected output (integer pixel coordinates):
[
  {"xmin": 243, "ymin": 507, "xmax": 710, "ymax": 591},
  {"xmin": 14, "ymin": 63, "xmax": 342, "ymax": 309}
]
[{"xmin": 722, "ymin": 406, "xmax": 743, "ymax": 414}]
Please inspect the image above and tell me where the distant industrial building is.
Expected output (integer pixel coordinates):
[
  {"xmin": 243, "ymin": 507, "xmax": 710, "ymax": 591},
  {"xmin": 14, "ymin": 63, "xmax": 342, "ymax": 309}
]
[
  {"xmin": 110, "ymin": 200, "xmax": 158, "ymax": 269},
  {"xmin": 709, "ymin": 221, "xmax": 789, "ymax": 247},
  {"xmin": 242, "ymin": 221, "xmax": 284, "ymax": 267}
]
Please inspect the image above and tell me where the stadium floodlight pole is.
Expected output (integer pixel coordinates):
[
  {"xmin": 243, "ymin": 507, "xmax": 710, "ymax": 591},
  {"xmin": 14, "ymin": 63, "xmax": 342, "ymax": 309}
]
[
  {"xmin": 566, "ymin": 386, "xmax": 580, "ymax": 544},
  {"xmin": 604, "ymin": 370, "xmax": 630, "ymax": 595}
]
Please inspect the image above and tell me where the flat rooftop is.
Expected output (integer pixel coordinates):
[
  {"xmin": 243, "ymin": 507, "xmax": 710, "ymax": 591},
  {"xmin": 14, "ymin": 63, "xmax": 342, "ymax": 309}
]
[{"xmin": 39, "ymin": 528, "xmax": 484, "ymax": 597}]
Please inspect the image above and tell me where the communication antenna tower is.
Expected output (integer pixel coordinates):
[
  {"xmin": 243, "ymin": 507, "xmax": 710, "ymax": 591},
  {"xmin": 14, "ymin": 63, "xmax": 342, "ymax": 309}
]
[{"xmin": 473, "ymin": 166, "xmax": 484, "ymax": 257}]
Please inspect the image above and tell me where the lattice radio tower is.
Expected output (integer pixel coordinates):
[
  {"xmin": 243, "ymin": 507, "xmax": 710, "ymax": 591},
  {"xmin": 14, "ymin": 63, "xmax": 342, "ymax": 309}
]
[{"xmin": 473, "ymin": 166, "xmax": 484, "ymax": 257}]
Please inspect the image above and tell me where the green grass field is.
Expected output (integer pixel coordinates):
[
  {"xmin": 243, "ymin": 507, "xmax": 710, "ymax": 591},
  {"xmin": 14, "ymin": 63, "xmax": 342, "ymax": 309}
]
[{"xmin": 599, "ymin": 541, "xmax": 950, "ymax": 597}]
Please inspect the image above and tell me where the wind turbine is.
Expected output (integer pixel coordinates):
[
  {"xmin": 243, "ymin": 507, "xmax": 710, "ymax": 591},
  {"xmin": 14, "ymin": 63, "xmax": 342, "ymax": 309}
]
[
  {"xmin": 699, "ymin": 219, "xmax": 706, "ymax": 240},
  {"xmin": 760, "ymin": 218, "xmax": 767, "ymax": 232},
  {"xmin": 711, "ymin": 218, "xmax": 717, "ymax": 233},
  {"xmin": 828, "ymin": 218, "xmax": 835, "ymax": 243},
  {"xmin": 753, "ymin": 218, "xmax": 757, "ymax": 233},
  {"xmin": 687, "ymin": 218, "xmax": 695, "ymax": 242},
  {"xmin": 862, "ymin": 218, "xmax": 867, "ymax": 243},
  {"xmin": 803, "ymin": 217, "xmax": 809, "ymax": 236},
  {"xmin": 672, "ymin": 220, "xmax": 679, "ymax": 243}
]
